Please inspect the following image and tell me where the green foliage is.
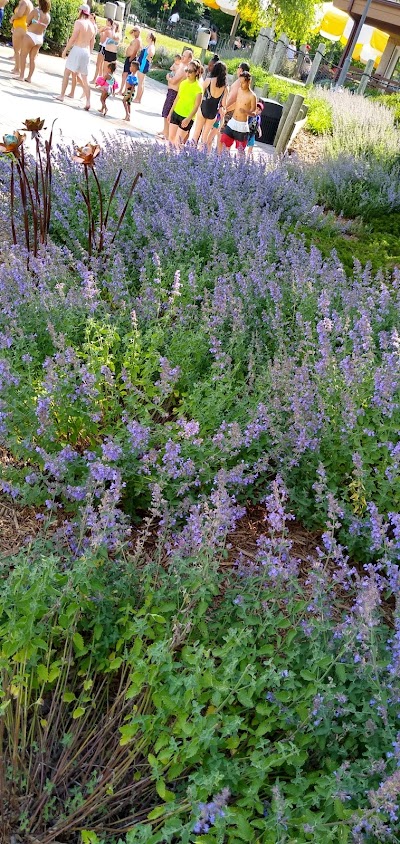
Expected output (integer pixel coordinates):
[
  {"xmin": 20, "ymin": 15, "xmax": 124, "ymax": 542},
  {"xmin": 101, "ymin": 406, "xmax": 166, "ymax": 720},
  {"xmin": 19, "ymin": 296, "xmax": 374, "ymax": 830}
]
[
  {"xmin": 46, "ymin": 0, "xmax": 81, "ymax": 52},
  {"xmin": 266, "ymin": 0, "xmax": 318, "ymax": 41},
  {"xmin": 1, "ymin": 528, "xmax": 398, "ymax": 843},
  {"xmin": 1, "ymin": 0, "xmax": 13, "ymax": 37},
  {"xmin": 372, "ymin": 92, "xmax": 400, "ymax": 125},
  {"xmin": 295, "ymin": 213, "xmax": 400, "ymax": 275}
]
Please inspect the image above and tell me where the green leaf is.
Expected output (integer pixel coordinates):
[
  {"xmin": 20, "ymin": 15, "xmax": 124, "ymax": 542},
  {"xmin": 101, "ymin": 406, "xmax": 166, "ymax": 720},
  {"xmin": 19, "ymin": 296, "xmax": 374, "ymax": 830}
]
[
  {"xmin": 334, "ymin": 799, "xmax": 346, "ymax": 820},
  {"xmin": 72, "ymin": 706, "xmax": 85, "ymax": 719},
  {"xmin": 156, "ymin": 779, "xmax": 175, "ymax": 802},
  {"xmin": 300, "ymin": 669, "xmax": 316, "ymax": 682},
  {"xmin": 81, "ymin": 832, "xmax": 100, "ymax": 844},
  {"xmin": 335, "ymin": 663, "xmax": 346, "ymax": 683},
  {"xmin": 36, "ymin": 664, "xmax": 48, "ymax": 683},
  {"xmin": 73, "ymin": 632, "xmax": 85, "ymax": 652},
  {"xmin": 147, "ymin": 805, "xmax": 167, "ymax": 820},
  {"xmin": 237, "ymin": 690, "xmax": 254, "ymax": 708},
  {"xmin": 63, "ymin": 691, "xmax": 76, "ymax": 703}
]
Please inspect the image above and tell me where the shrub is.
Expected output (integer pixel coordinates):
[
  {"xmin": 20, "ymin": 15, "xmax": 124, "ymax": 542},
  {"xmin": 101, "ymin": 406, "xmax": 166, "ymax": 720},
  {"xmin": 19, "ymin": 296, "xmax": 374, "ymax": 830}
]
[
  {"xmin": 46, "ymin": 0, "xmax": 81, "ymax": 52},
  {"xmin": 317, "ymin": 87, "xmax": 400, "ymax": 158},
  {"xmin": 2, "ymin": 480, "xmax": 400, "ymax": 843},
  {"xmin": 0, "ymin": 140, "xmax": 399, "ymax": 555},
  {"xmin": 313, "ymin": 153, "xmax": 400, "ymax": 218},
  {"xmin": 372, "ymin": 92, "xmax": 400, "ymax": 125}
]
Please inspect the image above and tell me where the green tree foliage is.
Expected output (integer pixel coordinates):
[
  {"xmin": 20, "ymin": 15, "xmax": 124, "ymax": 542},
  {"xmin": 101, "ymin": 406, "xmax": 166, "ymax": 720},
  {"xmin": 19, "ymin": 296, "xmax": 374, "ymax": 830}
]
[{"xmin": 267, "ymin": 0, "xmax": 321, "ymax": 42}]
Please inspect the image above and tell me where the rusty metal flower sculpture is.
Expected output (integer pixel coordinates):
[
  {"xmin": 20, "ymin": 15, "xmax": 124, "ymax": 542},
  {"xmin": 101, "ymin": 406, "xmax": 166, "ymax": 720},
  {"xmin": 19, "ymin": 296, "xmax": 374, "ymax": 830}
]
[
  {"xmin": 0, "ymin": 132, "xmax": 26, "ymax": 159},
  {"xmin": 22, "ymin": 118, "xmax": 46, "ymax": 138},
  {"xmin": 73, "ymin": 143, "xmax": 101, "ymax": 168},
  {"xmin": 74, "ymin": 141, "xmax": 141, "ymax": 258}
]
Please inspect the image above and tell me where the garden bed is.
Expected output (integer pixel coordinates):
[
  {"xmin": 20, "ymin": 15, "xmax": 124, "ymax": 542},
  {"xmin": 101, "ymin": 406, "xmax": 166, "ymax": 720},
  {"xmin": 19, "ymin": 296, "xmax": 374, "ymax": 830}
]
[{"xmin": 0, "ymin": 94, "xmax": 399, "ymax": 843}]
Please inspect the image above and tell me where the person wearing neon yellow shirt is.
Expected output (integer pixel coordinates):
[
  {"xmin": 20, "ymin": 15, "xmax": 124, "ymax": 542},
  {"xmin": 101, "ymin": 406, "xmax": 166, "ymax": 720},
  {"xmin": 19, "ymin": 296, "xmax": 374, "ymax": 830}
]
[{"xmin": 168, "ymin": 59, "xmax": 203, "ymax": 148}]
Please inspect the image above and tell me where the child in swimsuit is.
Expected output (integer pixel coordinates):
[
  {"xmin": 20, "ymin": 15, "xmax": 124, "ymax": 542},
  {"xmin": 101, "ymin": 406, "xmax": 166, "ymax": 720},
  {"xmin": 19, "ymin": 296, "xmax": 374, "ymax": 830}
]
[
  {"xmin": 96, "ymin": 61, "xmax": 118, "ymax": 116},
  {"xmin": 168, "ymin": 54, "xmax": 181, "ymax": 79},
  {"xmin": 123, "ymin": 59, "xmax": 139, "ymax": 121},
  {"xmin": 247, "ymin": 101, "xmax": 263, "ymax": 154}
]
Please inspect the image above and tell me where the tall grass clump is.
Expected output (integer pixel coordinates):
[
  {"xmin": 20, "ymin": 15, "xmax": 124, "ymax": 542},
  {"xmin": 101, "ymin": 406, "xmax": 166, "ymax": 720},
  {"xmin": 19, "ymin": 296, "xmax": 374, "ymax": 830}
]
[{"xmin": 316, "ymin": 87, "xmax": 400, "ymax": 159}]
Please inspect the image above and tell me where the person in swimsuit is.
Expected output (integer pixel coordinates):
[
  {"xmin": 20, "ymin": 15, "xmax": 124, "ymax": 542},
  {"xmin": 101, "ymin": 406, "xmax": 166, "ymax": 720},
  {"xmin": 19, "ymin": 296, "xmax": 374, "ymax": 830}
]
[
  {"xmin": 56, "ymin": 4, "xmax": 96, "ymax": 111},
  {"xmin": 89, "ymin": 16, "xmax": 113, "ymax": 84},
  {"xmin": 18, "ymin": 0, "xmax": 50, "ymax": 82},
  {"xmin": 218, "ymin": 60, "xmax": 249, "ymax": 151},
  {"xmin": 220, "ymin": 71, "xmax": 256, "ymax": 152},
  {"xmin": 103, "ymin": 20, "xmax": 120, "ymax": 63},
  {"xmin": 96, "ymin": 60, "xmax": 118, "ymax": 116},
  {"xmin": 192, "ymin": 60, "xmax": 227, "ymax": 150},
  {"xmin": 120, "ymin": 25, "xmax": 141, "ymax": 95},
  {"xmin": 123, "ymin": 59, "xmax": 139, "ymax": 120},
  {"xmin": 246, "ymin": 101, "xmax": 263, "ymax": 155},
  {"xmin": 168, "ymin": 59, "xmax": 203, "ymax": 148},
  {"xmin": 135, "ymin": 30, "xmax": 156, "ymax": 104},
  {"xmin": 10, "ymin": 0, "xmax": 33, "ymax": 75},
  {"xmin": 158, "ymin": 48, "xmax": 192, "ymax": 141}
]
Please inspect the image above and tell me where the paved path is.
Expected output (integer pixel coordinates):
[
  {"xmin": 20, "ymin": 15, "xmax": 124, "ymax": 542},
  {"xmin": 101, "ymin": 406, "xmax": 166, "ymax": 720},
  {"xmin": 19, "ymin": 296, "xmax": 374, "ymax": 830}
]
[
  {"xmin": 0, "ymin": 43, "xmax": 275, "ymax": 158},
  {"xmin": 0, "ymin": 43, "xmax": 167, "ymax": 146}
]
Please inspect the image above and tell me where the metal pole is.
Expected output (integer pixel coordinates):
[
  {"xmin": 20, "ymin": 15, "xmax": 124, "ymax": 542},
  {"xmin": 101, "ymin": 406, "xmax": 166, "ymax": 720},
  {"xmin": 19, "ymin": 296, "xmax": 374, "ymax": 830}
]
[{"xmin": 336, "ymin": 0, "xmax": 373, "ymax": 87}]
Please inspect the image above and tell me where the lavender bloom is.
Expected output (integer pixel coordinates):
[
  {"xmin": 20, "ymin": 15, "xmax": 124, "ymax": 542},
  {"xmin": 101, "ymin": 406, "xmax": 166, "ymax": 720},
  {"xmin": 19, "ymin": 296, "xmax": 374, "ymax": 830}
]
[{"xmin": 193, "ymin": 788, "xmax": 230, "ymax": 834}]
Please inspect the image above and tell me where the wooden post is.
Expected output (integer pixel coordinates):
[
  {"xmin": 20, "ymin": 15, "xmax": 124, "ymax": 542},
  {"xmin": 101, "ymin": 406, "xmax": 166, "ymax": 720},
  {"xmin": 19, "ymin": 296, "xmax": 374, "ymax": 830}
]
[
  {"xmin": 357, "ymin": 58, "xmax": 374, "ymax": 94},
  {"xmin": 251, "ymin": 27, "xmax": 274, "ymax": 66},
  {"xmin": 306, "ymin": 42, "xmax": 326, "ymax": 85},
  {"xmin": 273, "ymin": 93, "xmax": 295, "ymax": 146},
  {"xmin": 268, "ymin": 33, "xmax": 289, "ymax": 76},
  {"xmin": 295, "ymin": 43, "xmax": 307, "ymax": 79},
  {"xmin": 274, "ymin": 94, "xmax": 304, "ymax": 154},
  {"xmin": 229, "ymin": 13, "xmax": 241, "ymax": 47}
]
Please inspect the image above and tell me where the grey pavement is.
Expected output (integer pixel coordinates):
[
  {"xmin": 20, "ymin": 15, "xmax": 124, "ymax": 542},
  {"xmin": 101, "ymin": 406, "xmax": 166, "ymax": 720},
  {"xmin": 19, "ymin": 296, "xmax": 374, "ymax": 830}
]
[
  {"xmin": 0, "ymin": 43, "xmax": 167, "ymax": 146},
  {"xmin": 0, "ymin": 43, "xmax": 275, "ymax": 158}
]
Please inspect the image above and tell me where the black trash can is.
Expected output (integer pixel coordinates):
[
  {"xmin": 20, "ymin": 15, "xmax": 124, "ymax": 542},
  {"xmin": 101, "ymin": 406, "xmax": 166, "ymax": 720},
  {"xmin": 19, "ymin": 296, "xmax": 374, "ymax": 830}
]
[{"xmin": 259, "ymin": 99, "xmax": 283, "ymax": 145}]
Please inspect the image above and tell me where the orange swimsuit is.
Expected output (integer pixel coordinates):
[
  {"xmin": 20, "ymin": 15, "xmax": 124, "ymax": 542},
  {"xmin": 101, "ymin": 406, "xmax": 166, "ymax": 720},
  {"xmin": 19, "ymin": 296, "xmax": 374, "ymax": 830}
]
[{"xmin": 13, "ymin": 13, "xmax": 28, "ymax": 29}]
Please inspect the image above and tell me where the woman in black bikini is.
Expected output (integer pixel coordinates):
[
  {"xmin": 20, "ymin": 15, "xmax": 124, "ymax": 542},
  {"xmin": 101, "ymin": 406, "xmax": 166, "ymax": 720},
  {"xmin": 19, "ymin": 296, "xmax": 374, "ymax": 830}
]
[{"xmin": 192, "ymin": 61, "xmax": 228, "ymax": 150}]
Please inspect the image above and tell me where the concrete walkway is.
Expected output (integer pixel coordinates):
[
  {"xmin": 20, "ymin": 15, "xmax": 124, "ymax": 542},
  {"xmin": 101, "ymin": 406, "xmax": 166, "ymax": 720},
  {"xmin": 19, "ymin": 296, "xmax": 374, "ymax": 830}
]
[
  {"xmin": 0, "ymin": 43, "xmax": 167, "ymax": 146},
  {"xmin": 0, "ymin": 43, "xmax": 275, "ymax": 158}
]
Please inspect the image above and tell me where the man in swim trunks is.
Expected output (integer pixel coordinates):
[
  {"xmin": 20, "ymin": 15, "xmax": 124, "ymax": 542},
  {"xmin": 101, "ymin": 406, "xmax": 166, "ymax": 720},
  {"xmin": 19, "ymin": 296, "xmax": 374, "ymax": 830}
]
[
  {"xmin": 120, "ymin": 25, "xmax": 142, "ymax": 95},
  {"xmin": 159, "ymin": 47, "xmax": 193, "ymax": 141},
  {"xmin": 220, "ymin": 71, "xmax": 256, "ymax": 152},
  {"xmin": 56, "ymin": 4, "xmax": 96, "ymax": 111}
]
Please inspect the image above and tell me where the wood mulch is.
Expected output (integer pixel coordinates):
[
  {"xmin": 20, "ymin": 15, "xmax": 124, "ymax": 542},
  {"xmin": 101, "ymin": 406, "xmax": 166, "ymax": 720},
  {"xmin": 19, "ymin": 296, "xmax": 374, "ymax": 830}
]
[
  {"xmin": 0, "ymin": 496, "xmax": 43, "ymax": 558},
  {"xmin": 225, "ymin": 503, "xmax": 320, "ymax": 568},
  {"xmin": 290, "ymin": 129, "xmax": 326, "ymax": 163}
]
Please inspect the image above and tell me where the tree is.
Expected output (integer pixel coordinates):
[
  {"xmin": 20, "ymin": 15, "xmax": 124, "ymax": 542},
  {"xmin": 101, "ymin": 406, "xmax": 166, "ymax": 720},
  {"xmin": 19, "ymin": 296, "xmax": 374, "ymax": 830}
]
[{"xmin": 267, "ymin": 0, "xmax": 321, "ymax": 42}]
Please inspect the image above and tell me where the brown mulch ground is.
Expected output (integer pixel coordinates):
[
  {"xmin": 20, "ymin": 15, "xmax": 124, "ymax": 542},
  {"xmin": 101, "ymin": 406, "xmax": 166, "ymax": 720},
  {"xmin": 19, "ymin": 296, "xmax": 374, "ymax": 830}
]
[
  {"xmin": 0, "ymin": 496, "xmax": 43, "ymax": 558},
  {"xmin": 225, "ymin": 504, "xmax": 320, "ymax": 568},
  {"xmin": 290, "ymin": 129, "xmax": 326, "ymax": 163}
]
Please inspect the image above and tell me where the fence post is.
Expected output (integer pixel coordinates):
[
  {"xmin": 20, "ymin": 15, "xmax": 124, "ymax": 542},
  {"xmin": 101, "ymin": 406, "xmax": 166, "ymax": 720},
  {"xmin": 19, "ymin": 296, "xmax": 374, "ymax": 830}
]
[
  {"xmin": 295, "ymin": 43, "xmax": 307, "ymax": 78},
  {"xmin": 251, "ymin": 26, "xmax": 273, "ymax": 65},
  {"xmin": 268, "ymin": 33, "xmax": 289, "ymax": 76},
  {"xmin": 275, "ymin": 94, "xmax": 305, "ymax": 154},
  {"xmin": 306, "ymin": 42, "xmax": 326, "ymax": 85},
  {"xmin": 274, "ymin": 93, "xmax": 295, "ymax": 146},
  {"xmin": 356, "ymin": 58, "xmax": 375, "ymax": 95}
]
